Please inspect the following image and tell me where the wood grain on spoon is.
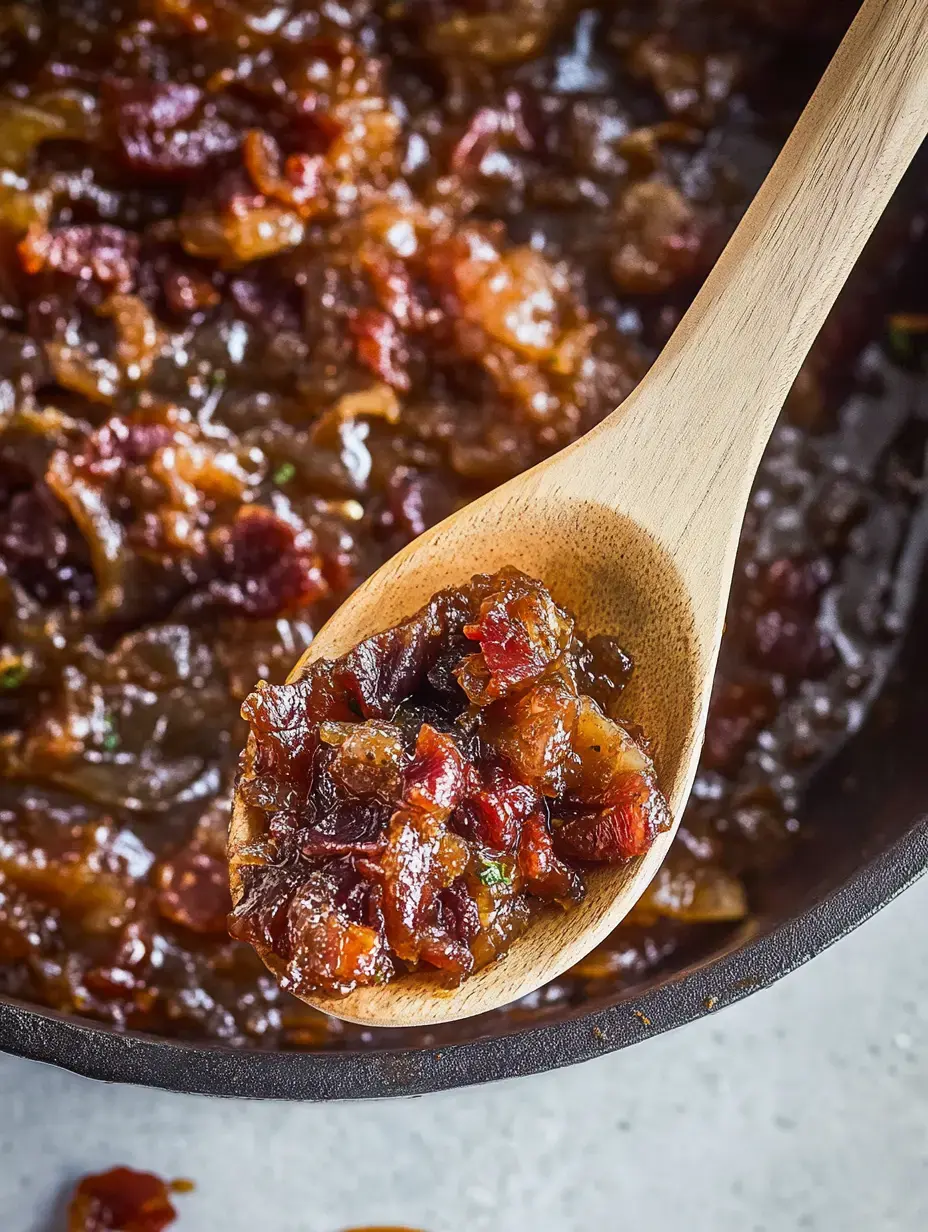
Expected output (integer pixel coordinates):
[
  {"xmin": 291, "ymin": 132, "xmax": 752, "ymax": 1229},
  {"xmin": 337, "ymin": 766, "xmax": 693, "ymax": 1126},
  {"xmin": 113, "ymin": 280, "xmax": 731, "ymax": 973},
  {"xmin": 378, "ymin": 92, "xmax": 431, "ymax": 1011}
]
[{"xmin": 231, "ymin": 0, "xmax": 928, "ymax": 1028}]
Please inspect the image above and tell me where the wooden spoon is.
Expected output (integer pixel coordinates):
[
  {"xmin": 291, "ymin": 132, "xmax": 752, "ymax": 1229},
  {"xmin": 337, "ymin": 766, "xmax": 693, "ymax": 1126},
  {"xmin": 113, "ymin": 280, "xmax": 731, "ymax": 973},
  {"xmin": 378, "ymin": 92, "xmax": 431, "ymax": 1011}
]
[{"xmin": 231, "ymin": 0, "xmax": 928, "ymax": 1029}]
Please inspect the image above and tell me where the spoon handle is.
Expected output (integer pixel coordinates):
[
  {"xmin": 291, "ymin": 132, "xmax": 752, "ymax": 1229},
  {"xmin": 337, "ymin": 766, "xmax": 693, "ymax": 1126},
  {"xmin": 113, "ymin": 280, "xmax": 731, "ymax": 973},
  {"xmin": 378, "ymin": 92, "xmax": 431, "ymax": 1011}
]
[{"xmin": 590, "ymin": 0, "xmax": 928, "ymax": 531}]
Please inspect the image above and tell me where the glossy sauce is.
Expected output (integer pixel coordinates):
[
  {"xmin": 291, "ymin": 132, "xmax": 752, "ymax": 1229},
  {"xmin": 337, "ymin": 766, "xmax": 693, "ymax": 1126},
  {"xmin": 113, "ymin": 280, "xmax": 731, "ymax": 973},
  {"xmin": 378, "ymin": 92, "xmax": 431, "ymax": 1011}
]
[{"xmin": 0, "ymin": 0, "xmax": 925, "ymax": 1051}]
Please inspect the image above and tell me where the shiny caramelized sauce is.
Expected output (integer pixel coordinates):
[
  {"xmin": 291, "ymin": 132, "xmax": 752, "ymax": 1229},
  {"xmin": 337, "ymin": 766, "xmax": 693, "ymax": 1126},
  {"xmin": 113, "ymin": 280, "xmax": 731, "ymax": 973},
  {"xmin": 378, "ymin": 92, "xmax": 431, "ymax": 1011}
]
[{"xmin": 0, "ymin": 0, "xmax": 925, "ymax": 1050}]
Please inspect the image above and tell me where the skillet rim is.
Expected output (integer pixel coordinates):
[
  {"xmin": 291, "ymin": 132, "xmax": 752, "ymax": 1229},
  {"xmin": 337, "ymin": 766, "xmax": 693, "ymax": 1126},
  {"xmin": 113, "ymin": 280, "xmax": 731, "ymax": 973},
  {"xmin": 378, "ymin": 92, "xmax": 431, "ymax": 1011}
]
[{"xmin": 0, "ymin": 813, "xmax": 924, "ymax": 1101}]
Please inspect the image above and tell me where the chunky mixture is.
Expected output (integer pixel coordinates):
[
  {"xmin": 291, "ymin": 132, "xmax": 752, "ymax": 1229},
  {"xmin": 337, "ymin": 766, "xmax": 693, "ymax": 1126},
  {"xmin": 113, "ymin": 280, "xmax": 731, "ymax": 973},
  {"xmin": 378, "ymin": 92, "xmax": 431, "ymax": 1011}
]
[
  {"xmin": 232, "ymin": 569, "xmax": 668, "ymax": 995},
  {"xmin": 0, "ymin": 0, "xmax": 925, "ymax": 1047}
]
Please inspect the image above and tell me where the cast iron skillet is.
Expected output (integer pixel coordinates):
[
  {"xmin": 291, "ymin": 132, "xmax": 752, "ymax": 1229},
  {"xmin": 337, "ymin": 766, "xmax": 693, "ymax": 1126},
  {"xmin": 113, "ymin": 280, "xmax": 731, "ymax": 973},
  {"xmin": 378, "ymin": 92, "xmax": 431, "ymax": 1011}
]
[
  {"xmin": 1, "ymin": 127, "xmax": 926, "ymax": 1100},
  {"xmin": 0, "ymin": 503, "xmax": 926, "ymax": 1100}
]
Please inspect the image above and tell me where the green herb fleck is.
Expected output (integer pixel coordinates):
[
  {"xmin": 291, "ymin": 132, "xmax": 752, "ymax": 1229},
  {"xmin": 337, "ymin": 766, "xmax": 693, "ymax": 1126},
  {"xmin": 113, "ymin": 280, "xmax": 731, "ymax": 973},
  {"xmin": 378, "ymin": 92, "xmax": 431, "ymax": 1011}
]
[
  {"xmin": 886, "ymin": 314, "xmax": 928, "ymax": 366},
  {"xmin": 101, "ymin": 716, "xmax": 120, "ymax": 752},
  {"xmin": 0, "ymin": 662, "xmax": 27, "ymax": 690},
  {"xmin": 272, "ymin": 461, "xmax": 296, "ymax": 485},
  {"xmin": 887, "ymin": 321, "xmax": 913, "ymax": 362},
  {"xmin": 479, "ymin": 859, "xmax": 512, "ymax": 887}
]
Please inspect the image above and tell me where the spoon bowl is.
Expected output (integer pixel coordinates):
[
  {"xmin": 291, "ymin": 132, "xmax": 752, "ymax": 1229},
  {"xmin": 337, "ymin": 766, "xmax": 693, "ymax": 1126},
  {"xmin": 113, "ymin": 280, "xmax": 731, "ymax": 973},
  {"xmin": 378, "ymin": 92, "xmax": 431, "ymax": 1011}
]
[
  {"xmin": 231, "ymin": 0, "xmax": 928, "ymax": 1028},
  {"xmin": 232, "ymin": 482, "xmax": 702, "ymax": 1027}
]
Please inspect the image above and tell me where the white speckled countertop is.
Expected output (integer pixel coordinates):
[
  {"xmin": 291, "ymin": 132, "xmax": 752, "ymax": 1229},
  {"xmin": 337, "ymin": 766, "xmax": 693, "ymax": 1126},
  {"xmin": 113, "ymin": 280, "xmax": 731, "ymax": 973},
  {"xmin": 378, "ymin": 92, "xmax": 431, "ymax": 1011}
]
[{"xmin": 2, "ymin": 873, "xmax": 927, "ymax": 1232}]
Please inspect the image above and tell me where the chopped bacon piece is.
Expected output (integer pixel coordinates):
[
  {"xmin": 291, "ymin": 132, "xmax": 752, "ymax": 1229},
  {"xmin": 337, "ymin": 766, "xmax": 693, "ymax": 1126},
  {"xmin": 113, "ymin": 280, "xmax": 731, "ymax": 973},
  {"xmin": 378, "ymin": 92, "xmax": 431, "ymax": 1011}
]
[
  {"xmin": 379, "ymin": 807, "xmax": 471, "ymax": 970},
  {"xmin": 482, "ymin": 676, "xmax": 578, "ymax": 791},
  {"xmin": 458, "ymin": 573, "xmax": 573, "ymax": 702},
  {"xmin": 464, "ymin": 764, "xmax": 541, "ymax": 851},
  {"xmin": 403, "ymin": 724, "xmax": 471, "ymax": 818},
  {"xmin": 518, "ymin": 811, "xmax": 584, "ymax": 903},
  {"xmin": 555, "ymin": 773, "xmax": 670, "ymax": 862},
  {"xmin": 350, "ymin": 307, "xmax": 410, "ymax": 391}
]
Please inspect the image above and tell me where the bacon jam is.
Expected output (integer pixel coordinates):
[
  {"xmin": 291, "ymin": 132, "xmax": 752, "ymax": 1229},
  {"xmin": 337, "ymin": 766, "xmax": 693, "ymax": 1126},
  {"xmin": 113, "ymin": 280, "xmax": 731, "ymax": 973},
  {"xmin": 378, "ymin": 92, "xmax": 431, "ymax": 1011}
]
[
  {"xmin": 0, "ymin": 0, "xmax": 925, "ymax": 1050},
  {"xmin": 232, "ymin": 569, "xmax": 668, "ymax": 995}
]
